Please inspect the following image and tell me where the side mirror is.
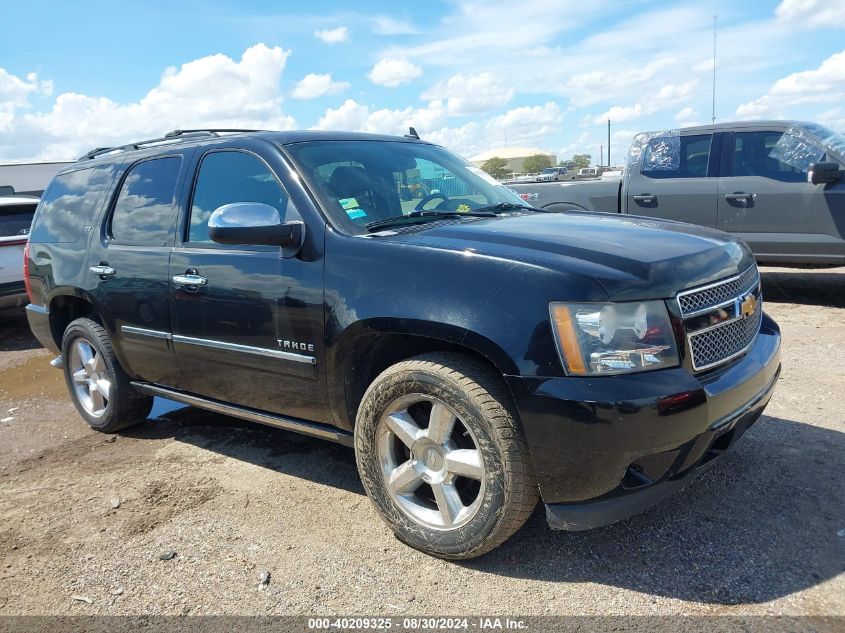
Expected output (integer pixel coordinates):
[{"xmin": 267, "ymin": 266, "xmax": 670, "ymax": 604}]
[
  {"xmin": 208, "ymin": 202, "xmax": 304, "ymax": 251},
  {"xmin": 808, "ymin": 162, "xmax": 842, "ymax": 185}
]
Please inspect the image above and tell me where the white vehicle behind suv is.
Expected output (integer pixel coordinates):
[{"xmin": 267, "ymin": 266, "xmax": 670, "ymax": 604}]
[{"xmin": 0, "ymin": 195, "xmax": 38, "ymax": 309}]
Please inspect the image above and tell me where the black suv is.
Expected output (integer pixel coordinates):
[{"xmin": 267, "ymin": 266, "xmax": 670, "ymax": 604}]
[{"xmin": 25, "ymin": 129, "xmax": 781, "ymax": 559}]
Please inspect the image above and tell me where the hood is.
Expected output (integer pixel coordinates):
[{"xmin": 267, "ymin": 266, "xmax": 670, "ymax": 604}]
[{"xmin": 387, "ymin": 212, "xmax": 755, "ymax": 301}]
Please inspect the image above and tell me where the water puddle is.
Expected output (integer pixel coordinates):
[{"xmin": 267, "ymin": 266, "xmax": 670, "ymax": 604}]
[{"xmin": 0, "ymin": 353, "xmax": 65, "ymax": 401}]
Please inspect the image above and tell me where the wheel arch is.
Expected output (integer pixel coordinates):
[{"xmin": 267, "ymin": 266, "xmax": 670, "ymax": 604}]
[
  {"xmin": 47, "ymin": 290, "xmax": 101, "ymax": 350},
  {"xmin": 542, "ymin": 201, "xmax": 589, "ymax": 212},
  {"xmin": 333, "ymin": 318, "xmax": 519, "ymax": 430}
]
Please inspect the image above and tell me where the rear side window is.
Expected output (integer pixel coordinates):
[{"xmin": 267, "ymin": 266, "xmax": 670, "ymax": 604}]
[
  {"xmin": 641, "ymin": 134, "xmax": 712, "ymax": 179},
  {"xmin": 110, "ymin": 157, "xmax": 181, "ymax": 246},
  {"xmin": 187, "ymin": 151, "xmax": 295, "ymax": 244},
  {"xmin": 730, "ymin": 131, "xmax": 824, "ymax": 182},
  {"xmin": 29, "ymin": 166, "xmax": 112, "ymax": 243},
  {"xmin": 0, "ymin": 202, "xmax": 37, "ymax": 238}
]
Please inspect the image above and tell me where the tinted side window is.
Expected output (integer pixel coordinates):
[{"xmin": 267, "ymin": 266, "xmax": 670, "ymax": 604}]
[
  {"xmin": 110, "ymin": 157, "xmax": 181, "ymax": 246},
  {"xmin": 731, "ymin": 131, "xmax": 824, "ymax": 182},
  {"xmin": 29, "ymin": 166, "xmax": 113, "ymax": 243},
  {"xmin": 188, "ymin": 151, "xmax": 296, "ymax": 244},
  {"xmin": 641, "ymin": 134, "xmax": 712, "ymax": 179}
]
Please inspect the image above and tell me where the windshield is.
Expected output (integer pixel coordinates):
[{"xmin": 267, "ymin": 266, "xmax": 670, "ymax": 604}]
[
  {"xmin": 802, "ymin": 122, "xmax": 845, "ymax": 158},
  {"xmin": 542, "ymin": 168, "xmax": 557, "ymax": 173},
  {"xmin": 283, "ymin": 140, "xmax": 526, "ymax": 235}
]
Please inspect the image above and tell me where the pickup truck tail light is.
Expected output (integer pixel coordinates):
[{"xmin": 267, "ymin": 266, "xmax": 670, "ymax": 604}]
[{"xmin": 23, "ymin": 241, "xmax": 34, "ymax": 303}]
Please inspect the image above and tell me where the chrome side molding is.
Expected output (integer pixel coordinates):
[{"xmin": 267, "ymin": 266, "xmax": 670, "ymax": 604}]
[
  {"xmin": 130, "ymin": 382, "xmax": 353, "ymax": 447},
  {"xmin": 171, "ymin": 334, "xmax": 316, "ymax": 365},
  {"xmin": 121, "ymin": 325, "xmax": 172, "ymax": 340},
  {"xmin": 119, "ymin": 326, "xmax": 316, "ymax": 365}
]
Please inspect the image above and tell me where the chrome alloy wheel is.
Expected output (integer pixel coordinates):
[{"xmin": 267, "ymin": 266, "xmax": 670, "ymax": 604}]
[
  {"xmin": 376, "ymin": 394, "xmax": 486, "ymax": 530},
  {"xmin": 69, "ymin": 338, "xmax": 111, "ymax": 417}
]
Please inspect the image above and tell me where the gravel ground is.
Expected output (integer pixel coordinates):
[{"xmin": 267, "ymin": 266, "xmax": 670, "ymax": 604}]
[{"xmin": 0, "ymin": 267, "xmax": 842, "ymax": 616}]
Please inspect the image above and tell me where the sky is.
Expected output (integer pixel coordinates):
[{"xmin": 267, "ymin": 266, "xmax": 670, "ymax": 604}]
[{"xmin": 1, "ymin": 0, "xmax": 845, "ymax": 164}]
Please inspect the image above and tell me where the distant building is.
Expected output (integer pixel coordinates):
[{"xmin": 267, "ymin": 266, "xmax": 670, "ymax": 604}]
[
  {"xmin": 0, "ymin": 162, "xmax": 74, "ymax": 197},
  {"xmin": 469, "ymin": 147, "xmax": 557, "ymax": 175}
]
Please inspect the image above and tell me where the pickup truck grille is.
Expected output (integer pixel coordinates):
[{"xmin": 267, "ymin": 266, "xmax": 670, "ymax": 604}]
[{"xmin": 677, "ymin": 266, "xmax": 762, "ymax": 371}]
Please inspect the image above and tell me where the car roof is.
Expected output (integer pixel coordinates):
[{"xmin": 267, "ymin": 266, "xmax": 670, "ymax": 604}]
[
  {"xmin": 671, "ymin": 120, "xmax": 813, "ymax": 134},
  {"xmin": 64, "ymin": 129, "xmax": 433, "ymax": 175}
]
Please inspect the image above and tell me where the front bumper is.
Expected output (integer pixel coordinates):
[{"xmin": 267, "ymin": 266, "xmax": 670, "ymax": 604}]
[{"xmin": 505, "ymin": 312, "xmax": 781, "ymax": 530}]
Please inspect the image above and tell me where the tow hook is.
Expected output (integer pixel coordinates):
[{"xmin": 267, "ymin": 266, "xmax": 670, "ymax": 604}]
[{"xmin": 49, "ymin": 355, "xmax": 64, "ymax": 369}]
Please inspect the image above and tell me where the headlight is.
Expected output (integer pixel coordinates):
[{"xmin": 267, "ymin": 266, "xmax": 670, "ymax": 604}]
[{"xmin": 550, "ymin": 300, "xmax": 679, "ymax": 375}]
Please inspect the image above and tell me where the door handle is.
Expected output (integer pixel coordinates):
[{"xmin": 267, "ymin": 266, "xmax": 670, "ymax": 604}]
[
  {"xmin": 725, "ymin": 192, "xmax": 755, "ymax": 202},
  {"xmin": 89, "ymin": 265, "xmax": 116, "ymax": 277},
  {"xmin": 172, "ymin": 273, "xmax": 208, "ymax": 287},
  {"xmin": 633, "ymin": 194, "xmax": 656, "ymax": 203}
]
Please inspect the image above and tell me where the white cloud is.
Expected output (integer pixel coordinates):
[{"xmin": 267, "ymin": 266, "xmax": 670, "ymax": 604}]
[
  {"xmin": 817, "ymin": 107, "xmax": 845, "ymax": 131},
  {"xmin": 371, "ymin": 16, "xmax": 417, "ymax": 35},
  {"xmin": 313, "ymin": 98, "xmax": 493, "ymax": 155},
  {"xmin": 775, "ymin": 0, "xmax": 845, "ymax": 29},
  {"xmin": 315, "ymin": 99, "xmax": 447, "ymax": 134},
  {"xmin": 568, "ymin": 58, "xmax": 679, "ymax": 109},
  {"xmin": 485, "ymin": 102, "xmax": 563, "ymax": 149},
  {"xmin": 736, "ymin": 49, "xmax": 845, "ymax": 119},
  {"xmin": 592, "ymin": 80, "xmax": 697, "ymax": 124},
  {"xmin": 674, "ymin": 107, "xmax": 700, "ymax": 127},
  {"xmin": 314, "ymin": 26, "xmax": 349, "ymax": 44},
  {"xmin": 0, "ymin": 44, "xmax": 295, "ymax": 161},
  {"xmin": 420, "ymin": 72, "xmax": 514, "ymax": 115},
  {"xmin": 290, "ymin": 73, "xmax": 349, "ymax": 100},
  {"xmin": 367, "ymin": 58, "xmax": 422, "ymax": 87},
  {"xmin": 0, "ymin": 69, "xmax": 52, "ymax": 132}
]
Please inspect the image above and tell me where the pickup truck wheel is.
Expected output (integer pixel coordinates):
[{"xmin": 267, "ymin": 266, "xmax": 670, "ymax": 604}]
[
  {"xmin": 355, "ymin": 352, "xmax": 538, "ymax": 559},
  {"xmin": 61, "ymin": 318, "xmax": 153, "ymax": 433}
]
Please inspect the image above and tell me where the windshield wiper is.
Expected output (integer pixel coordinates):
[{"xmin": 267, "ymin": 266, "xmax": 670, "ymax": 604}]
[
  {"xmin": 365, "ymin": 209, "xmax": 496, "ymax": 232},
  {"xmin": 471, "ymin": 201, "xmax": 546, "ymax": 214}
]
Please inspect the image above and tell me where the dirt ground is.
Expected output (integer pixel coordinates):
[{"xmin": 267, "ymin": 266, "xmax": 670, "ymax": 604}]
[{"xmin": 0, "ymin": 267, "xmax": 842, "ymax": 616}]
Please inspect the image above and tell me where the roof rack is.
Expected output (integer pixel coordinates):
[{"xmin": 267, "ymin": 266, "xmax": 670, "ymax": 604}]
[{"xmin": 78, "ymin": 128, "xmax": 267, "ymax": 161}]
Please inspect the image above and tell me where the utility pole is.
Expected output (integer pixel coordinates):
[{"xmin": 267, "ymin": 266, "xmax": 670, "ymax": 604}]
[
  {"xmin": 607, "ymin": 118, "xmax": 611, "ymax": 166},
  {"xmin": 600, "ymin": 145, "xmax": 603, "ymax": 167},
  {"xmin": 712, "ymin": 15, "xmax": 717, "ymax": 125}
]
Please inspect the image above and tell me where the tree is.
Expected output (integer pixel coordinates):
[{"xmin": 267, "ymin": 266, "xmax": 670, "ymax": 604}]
[
  {"xmin": 480, "ymin": 156, "xmax": 509, "ymax": 180},
  {"xmin": 522, "ymin": 154, "xmax": 553, "ymax": 174},
  {"xmin": 571, "ymin": 154, "xmax": 592, "ymax": 170}
]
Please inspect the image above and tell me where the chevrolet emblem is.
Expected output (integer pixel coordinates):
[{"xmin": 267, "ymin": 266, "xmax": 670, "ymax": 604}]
[{"xmin": 739, "ymin": 292, "xmax": 758, "ymax": 318}]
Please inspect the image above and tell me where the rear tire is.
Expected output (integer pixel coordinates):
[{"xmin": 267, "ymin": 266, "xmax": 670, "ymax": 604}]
[
  {"xmin": 355, "ymin": 352, "xmax": 538, "ymax": 559},
  {"xmin": 61, "ymin": 318, "xmax": 153, "ymax": 433}
]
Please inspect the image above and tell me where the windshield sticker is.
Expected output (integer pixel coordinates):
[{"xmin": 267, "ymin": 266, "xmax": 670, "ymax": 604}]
[
  {"xmin": 339, "ymin": 197, "xmax": 360, "ymax": 210},
  {"xmin": 346, "ymin": 208, "xmax": 367, "ymax": 220}
]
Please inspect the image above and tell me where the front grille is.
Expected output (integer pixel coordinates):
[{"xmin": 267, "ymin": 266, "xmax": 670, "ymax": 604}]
[
  {"xmin": 678, "ymin": 266, "xmax": 762, "ymax": 371},
  {"xmin": 688, "ymin": 297, "xmax": 762, "ymax": 370},
  {"xmin": 677, "ymin": 265, "xmax": 759, "ymax": 316}
]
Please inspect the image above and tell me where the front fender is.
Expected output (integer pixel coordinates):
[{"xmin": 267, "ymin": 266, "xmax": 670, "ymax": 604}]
[{"xmin": 322, "ymin": 229, "xmax": 608, "ymax": 429}]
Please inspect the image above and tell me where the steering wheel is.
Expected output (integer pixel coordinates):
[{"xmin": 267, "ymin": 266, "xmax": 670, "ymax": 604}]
[{"xmin": 415, "ymin": 193, "xmax": 450, "ymax": 211}]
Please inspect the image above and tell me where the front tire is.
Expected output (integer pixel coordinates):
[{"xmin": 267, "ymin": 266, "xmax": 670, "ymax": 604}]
[
  {"xmin": 61, "ymin": 318, "xmax": 153, "ymax": 433},
  {"xmin": 355, "ymin": 352, "xmax": 538, "ymax": 559}
]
